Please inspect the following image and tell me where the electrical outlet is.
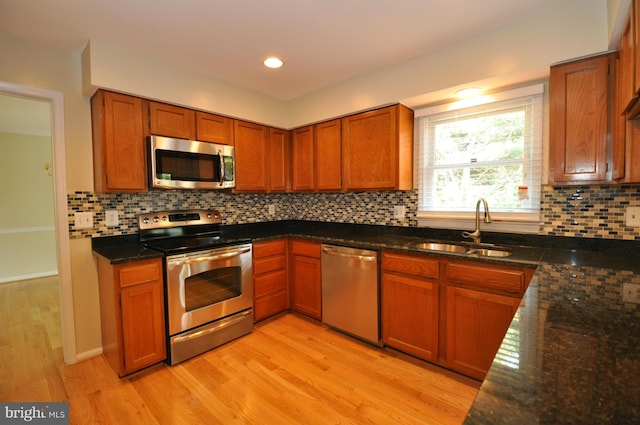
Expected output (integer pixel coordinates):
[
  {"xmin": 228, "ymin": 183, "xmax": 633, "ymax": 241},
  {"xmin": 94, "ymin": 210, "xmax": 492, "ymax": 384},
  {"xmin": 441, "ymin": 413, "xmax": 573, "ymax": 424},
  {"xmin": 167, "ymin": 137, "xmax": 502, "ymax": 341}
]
[
  {"xmin": 393, "ymin": 205, "xmax": 406, "ymax": 219},
  {"xmin": 105, "ymin": 210, "xmax": 119, "ymax": 227},
  {"xmin": 622, "ymin": 283, "xmax": 640, "ymax": 304},
  {"xmin": 268, "ymin": 204, "xmax": 275, "ymax": 215},
  {"xmin": 626, "ymin": 207, "xmax": 640, "ymax": 227},
  {"xmin": 74, "ymin": 212, "xmax": 93, "ymax": 229}
]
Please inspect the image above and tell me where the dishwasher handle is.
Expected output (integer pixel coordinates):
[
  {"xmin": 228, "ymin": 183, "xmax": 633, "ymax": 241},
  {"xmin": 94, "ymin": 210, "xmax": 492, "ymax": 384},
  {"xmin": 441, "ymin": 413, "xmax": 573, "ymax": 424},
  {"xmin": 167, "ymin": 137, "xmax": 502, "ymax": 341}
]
[{"xmin": 321, "ymin": 247, "xmax": 377, "ymax": 262}]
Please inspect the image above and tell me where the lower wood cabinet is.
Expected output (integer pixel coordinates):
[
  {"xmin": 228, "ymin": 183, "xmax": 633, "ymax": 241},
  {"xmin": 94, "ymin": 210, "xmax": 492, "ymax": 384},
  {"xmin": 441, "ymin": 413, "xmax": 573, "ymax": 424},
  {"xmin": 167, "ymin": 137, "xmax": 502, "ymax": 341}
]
[
  {"xmin": 289, "ymin": 239, "xmax": 322, "ymax": 320},
  {"xmin": 253, "ymin": 239, "xmax": 289, "ymax": 321},
  {"xmin": 96, "ymin": 256, "xmax": 166, "ymax": 377},
  {"xmin": 382, "ymin": 252, "xmax": 439, "ymax": 361},
  {"xmin": 445, "ymin": 285, "xmax": 521, "ymax": 379},
  {"xmin": 381, "ymin": 250, "xmax": 533, "ymax": 380}
]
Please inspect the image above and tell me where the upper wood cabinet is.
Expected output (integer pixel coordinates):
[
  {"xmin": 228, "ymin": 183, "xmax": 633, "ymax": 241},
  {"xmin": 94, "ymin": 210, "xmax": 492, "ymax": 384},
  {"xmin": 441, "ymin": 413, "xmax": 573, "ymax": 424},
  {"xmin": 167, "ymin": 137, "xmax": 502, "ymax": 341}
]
[
  {"xmin": 315, "ymin": 119, "xmax": 342, "ymax": 191},
  {"xmin": 291, "ymin": 126, "xmax": 315, "ymax": 191},
  {"xmin": 91, "ymin": 90, "xmax": 147, "ymax": 193},
  {"xmin": 268, "ymin": 128, "xmax": 289, "ymax": 192},
  {"xmin": 341, "ymin": 104, "xmax": 413, "ymax": 191},
  {"xmin": 234, "ymin": 120, "xmax": 269, "ymax": 192},
  {"xmin": 146, "ymin": 101, "xmax": 196, "ymax": 140},
  {"xmin": 549, "ymin": 53, "xmax": 618, "ymax": 184},
  {"xmin": 196, "ymin": 111, "xmax": 234, "ymax": 145},
  {"xmin": 234, "ymin": 121, "xmax": 288, "ymax": 192}
]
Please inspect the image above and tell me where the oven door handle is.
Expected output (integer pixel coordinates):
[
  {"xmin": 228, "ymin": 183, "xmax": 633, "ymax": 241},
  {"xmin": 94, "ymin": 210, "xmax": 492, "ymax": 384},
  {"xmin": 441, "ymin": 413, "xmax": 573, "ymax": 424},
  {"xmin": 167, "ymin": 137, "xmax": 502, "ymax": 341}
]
[{"xmin": 169, "ymin": 247, "xmax": 251, "ymax": 267}]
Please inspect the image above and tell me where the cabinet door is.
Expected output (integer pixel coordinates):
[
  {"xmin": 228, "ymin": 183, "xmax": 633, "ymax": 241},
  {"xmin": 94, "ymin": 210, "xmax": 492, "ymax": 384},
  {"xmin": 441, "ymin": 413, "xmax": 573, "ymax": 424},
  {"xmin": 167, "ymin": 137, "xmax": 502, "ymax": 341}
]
[
  {"xmin": 268, "ymin": 128, "xmax": 289, "ymax": 192},
  {"xmin": 91, "ymin": 90, "xmax": 147, "ymax": 192},
  {"xmin": 549, "ymin": 54, "xmax": 611, "ymax": 183},
  {"xmin": 315, "ymin": 119, "xmax": 342, "ymax": 191},
  {"xmin": 234, "ymin": 120, "xmax": 269, "ymax": 192},
  {"xmin": 382, "ymin": 272, "xmax": 439, "ymax": 361},
  {"xmin": 196, "ymin": 111, "xmax": 234, "ymax": 144},
  {"xmin": 446, "ymin": 285, "xmax": 520, "ymax": 380},
  {"xmin": 290, "ymin": 241, "xmax": 321, "ymax": 320},
  {"xmin": 120, "ymin": 281, "xmax": 167, "ymax": 374},
  {"xmin": 342, "ymin": 106, "xmax": 398, "ymax": 190},
  {"xmin": 620, "ymin": 9, "xmax": 636, "ymax": 111},
  {"xmin": 291, "ymin": 126, "xmax": 315, "ymax": 191},
  {"xmin": 147, "ymin": 101, "xmax": 196, "ymax": 140}
]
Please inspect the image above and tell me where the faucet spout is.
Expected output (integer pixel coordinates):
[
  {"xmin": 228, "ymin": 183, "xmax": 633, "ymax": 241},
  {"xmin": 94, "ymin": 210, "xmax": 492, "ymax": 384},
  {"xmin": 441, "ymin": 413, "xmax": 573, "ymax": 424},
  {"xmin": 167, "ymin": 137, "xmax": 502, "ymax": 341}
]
[{"xmin": 462, "ymin": 198, "xmax": 492, "ymax": 244}]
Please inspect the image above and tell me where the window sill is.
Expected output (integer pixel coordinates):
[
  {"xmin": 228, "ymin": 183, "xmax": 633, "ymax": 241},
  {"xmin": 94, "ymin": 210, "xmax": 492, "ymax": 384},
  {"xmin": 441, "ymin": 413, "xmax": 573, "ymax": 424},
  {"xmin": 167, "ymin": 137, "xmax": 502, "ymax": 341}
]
[{"xmin": 416, "ymin": 211, "xmax": 541, "ymax": 234}]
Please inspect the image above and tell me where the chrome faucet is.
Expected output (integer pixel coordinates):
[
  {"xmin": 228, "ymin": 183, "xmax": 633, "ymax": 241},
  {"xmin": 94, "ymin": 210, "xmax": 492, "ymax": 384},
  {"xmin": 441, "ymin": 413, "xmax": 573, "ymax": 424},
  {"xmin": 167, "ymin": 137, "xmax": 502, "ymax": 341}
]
[{"xmin": 462, "ymin": 198, "xmax": 492, "ymax": 244}]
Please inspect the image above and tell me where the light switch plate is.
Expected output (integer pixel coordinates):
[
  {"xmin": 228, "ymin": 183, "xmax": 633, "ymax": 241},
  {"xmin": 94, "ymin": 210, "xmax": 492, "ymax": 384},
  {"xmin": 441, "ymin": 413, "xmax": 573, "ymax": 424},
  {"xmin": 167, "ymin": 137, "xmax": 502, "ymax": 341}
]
[
  {"xmin": 626, "ymin": 207, "xmax": 640, "ymax": 227},
  {"xmin": 74, "ymin": 212, "xmax": 93, "ymax": 229},
  {"xmin": 105, "ymin": 210, "xmax": 119, "ymax": 227},
  {"xmin": 393, "ymin": 205, "xmax": 406, "ymax": 219}
]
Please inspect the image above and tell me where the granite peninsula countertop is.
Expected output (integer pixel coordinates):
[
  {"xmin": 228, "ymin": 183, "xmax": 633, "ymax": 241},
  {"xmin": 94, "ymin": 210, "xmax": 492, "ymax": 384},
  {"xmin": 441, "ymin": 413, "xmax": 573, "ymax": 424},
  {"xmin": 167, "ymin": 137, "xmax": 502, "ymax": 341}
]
[{"xmin": 92, "ymin": 220, "xmax": 640, "ymax": 424}]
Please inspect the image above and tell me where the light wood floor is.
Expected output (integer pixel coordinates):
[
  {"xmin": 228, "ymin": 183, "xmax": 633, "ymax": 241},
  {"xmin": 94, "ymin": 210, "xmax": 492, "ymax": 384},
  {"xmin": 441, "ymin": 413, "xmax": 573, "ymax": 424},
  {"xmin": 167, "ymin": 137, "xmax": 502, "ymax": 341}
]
[{"xmin": 1, "ymin": 277, "xmax": 480, "ymax": 424}]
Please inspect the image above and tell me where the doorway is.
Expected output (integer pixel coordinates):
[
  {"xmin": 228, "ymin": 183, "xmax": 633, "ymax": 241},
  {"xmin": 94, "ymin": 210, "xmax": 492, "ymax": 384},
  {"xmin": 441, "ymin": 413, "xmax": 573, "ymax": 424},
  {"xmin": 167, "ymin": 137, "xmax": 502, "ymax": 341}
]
[{"xmin": 0, "ymin": 81, "xmax": 76, "ymax": 364}]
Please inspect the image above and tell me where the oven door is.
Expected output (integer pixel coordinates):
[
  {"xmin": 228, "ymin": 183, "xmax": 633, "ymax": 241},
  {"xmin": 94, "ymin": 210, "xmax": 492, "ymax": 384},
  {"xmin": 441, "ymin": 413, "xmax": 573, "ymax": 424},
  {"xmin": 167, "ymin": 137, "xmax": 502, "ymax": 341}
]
[{"xmin": 165, "ymin": 243, "xmax": 253, "ymax": 336}]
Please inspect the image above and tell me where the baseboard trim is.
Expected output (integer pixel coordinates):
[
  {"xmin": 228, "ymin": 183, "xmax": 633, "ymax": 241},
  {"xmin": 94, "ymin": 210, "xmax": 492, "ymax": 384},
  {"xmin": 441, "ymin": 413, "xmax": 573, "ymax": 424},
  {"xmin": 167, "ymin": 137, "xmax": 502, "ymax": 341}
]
[{"xmin": 75, "ymin": 347, "xmax": 103, "ymax": 363}]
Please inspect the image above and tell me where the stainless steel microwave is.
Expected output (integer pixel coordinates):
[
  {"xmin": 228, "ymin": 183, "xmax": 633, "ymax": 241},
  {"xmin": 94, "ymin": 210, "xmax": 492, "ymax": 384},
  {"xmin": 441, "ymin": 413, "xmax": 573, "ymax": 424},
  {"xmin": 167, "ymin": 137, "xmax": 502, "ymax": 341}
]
[{"xmin": 148, "ymin": 135, "xmax": 235, "ymax": 190}]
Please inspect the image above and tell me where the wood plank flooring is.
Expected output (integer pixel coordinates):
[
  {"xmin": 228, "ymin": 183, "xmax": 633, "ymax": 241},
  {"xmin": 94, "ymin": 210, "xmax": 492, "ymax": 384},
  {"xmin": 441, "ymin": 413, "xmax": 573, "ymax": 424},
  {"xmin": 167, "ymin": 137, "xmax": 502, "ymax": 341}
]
[{"xmin": 1, "ymin": 277, "xmax": 480, "ymax": 424}]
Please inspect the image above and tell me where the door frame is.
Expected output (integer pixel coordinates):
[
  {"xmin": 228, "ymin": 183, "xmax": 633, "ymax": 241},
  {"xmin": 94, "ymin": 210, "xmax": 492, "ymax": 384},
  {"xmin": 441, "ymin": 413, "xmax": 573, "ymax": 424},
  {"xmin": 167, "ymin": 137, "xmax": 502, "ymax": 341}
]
[{"xmin": 0, "ymin": 81, "xmax": 77, "ymax": 364}]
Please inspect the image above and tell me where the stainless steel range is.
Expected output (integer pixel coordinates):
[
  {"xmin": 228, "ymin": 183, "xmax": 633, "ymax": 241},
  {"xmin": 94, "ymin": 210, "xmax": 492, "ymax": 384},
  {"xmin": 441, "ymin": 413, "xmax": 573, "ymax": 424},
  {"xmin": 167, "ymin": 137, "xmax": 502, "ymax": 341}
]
[{"xmin": 139, "ymin": 209, "xmax": 253, "ymax": 365}]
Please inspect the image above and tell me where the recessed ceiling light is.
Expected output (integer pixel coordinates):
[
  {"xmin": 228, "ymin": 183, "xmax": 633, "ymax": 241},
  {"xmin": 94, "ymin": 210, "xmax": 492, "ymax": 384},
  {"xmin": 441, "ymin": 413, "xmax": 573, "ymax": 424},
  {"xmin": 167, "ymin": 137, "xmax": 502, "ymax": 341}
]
[
  {"xmin": 455, "ymin": 87, "xmax": 482, "ymax": 98},
  {"xmin": 264, "ymin": 57, "xmax": 284, "ymax": 69}
]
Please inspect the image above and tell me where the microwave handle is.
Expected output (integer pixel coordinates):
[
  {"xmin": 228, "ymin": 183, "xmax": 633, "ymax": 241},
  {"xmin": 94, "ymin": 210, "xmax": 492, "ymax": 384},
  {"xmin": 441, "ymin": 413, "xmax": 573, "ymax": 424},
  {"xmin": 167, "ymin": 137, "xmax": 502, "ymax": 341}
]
[{"xmin": 218, "ymin": 151, "xmax": 225, "ymax": 186}]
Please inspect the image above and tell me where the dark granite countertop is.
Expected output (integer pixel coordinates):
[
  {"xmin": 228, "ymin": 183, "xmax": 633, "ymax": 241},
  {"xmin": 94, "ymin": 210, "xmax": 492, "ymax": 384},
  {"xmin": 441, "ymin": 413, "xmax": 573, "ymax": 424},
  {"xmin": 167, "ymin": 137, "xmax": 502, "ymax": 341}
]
[{"xmin": 92, "ymin": 220, "xmax": 640, "ymax": 424}]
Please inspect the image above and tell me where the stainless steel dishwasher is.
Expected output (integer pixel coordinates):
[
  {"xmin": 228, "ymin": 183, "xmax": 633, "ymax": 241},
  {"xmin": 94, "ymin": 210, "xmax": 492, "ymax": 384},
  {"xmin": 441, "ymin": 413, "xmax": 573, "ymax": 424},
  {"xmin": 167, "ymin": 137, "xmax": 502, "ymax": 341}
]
[{"xmin": 321, "ymin": 244, "xmax": 380, "ymax": 345}]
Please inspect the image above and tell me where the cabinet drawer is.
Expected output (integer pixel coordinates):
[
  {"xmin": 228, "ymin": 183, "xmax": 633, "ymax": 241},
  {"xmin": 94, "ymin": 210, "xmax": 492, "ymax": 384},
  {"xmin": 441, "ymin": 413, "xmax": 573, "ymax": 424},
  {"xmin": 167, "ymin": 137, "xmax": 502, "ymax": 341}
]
[
  {"xmin": 445, "ymin": 261, "xmax": 525, "ymax": 294},
  {"xmin": 255, "ymin": 270, "xmax": 287, "ymax": 297},
  {"xmin": 254, "ymin": 290, "xmax": 288, "ymax": 321},
  {"xmin": 118, "ymin": 259, "xmax": 161, "ymax": 288},
  {"xmin": 291, "ymin": 240, "xmax": 320, "ymax": 258},
  {"xmin": 253, "ymin": 239, "xmax": 286, "ymax": 258},
  {"xmin": 254, "ymin": 254, "xmax": 286, "ymax": 275},
  {"xmin": 382, "ymin": 252, "xmax": 439, "ymax": 279}
]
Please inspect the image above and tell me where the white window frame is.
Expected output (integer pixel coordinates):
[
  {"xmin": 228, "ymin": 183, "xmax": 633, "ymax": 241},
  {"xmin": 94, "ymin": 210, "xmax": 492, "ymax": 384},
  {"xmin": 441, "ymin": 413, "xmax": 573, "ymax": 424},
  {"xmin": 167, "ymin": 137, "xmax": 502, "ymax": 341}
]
[{"xmin": 414, "ymin": 84, "xmax": 544, "ymax": 234}]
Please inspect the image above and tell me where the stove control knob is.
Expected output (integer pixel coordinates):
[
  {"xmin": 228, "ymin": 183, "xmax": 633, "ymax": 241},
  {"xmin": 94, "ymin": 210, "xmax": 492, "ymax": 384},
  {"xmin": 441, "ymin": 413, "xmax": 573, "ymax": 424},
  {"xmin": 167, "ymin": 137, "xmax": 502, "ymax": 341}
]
[
  {"xmin": 161, "ymin": 216, "xmax": 167, "ymax": 222},
  {"xmin": 152, "ymin": 216, "xmax": 160, "ymax": 223},
  {"xmin": 142, "ymin": 217, "xmax": 149, "ymax": 224}
]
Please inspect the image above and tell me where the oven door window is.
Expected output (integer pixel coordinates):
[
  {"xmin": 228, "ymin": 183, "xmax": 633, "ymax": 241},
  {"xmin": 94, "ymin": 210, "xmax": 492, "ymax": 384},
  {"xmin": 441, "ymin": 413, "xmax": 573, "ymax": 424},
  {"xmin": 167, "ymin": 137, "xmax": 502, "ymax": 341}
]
[{"xmin": 184, "ymin": 266, "xmax": 242, "ymax": 311}]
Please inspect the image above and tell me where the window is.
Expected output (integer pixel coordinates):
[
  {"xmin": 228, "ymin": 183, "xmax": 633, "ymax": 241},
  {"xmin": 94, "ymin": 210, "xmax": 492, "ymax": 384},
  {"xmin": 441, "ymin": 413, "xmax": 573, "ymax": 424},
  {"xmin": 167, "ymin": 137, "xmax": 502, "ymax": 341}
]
[{"xmin": 415, "ymin": 84, "xmax": 544, "ymax": 232}]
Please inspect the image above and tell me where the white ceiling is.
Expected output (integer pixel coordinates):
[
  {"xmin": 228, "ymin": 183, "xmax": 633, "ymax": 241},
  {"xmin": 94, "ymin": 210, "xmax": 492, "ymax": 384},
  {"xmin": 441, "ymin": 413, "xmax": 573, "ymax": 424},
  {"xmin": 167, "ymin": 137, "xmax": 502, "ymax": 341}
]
[{"xmin": 0, "ymin": 0, "xmax": 562, "ymax": 101}]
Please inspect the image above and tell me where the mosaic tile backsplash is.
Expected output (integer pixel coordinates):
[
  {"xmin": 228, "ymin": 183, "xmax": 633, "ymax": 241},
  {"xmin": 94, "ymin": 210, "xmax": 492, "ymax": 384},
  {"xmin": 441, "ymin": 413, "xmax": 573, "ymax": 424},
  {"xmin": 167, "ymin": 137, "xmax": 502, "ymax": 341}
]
[{"xmin": 68, "ymin": 185, "xmax": 640, "ymax": 240}]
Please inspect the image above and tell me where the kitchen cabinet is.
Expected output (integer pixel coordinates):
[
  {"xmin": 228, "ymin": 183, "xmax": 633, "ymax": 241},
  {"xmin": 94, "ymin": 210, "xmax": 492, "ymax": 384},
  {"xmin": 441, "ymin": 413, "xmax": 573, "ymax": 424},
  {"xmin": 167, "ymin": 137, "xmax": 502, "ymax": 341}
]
[
  {"xmin": 315, "ymin": 119, "xmax": 342, "ymax": 191},
  {"xmin": 549, "ymin": 52, "xmax": 620, "ymax": 184},
  {"xmin": 291, "ymin": 126, "xmax": 315, "ymax": 191},
  {"xmin": 253, "ymin": 239, "xmax": 288, "ymax": 321},
  {"xmin": 234, "ymin": 120, "xmax": 269, "ymax": 192},
  {"xmin": 290, "ymin": 119, "xmax": 342, "ymax": 192},
  {"xmin": 91, "ymin": 90, "xmax": 147, "ymax": 192},
  {"xmin": 289, "ymin": 239, "xmax": 322, "ymax": 320},
  {"xmin": 341, "ymin": 104, "xmax": 413, "ymax": 191},
  {"xmin": 381, "ymin": 252, "xmax": 439, "ymax": 362},
  {"xmin": 95, "ymin": 256, "xmax": 166, "ymax": 377},
  {"xmin": 268, "ymin": 127, "xmax": 289, "ymax": 192},
  {"xmin": 443, "ymin": 259, "xmax": 532, "ymax": 380},
  {"xmin": 196, "ymin": 111, "xmax": 234, "ymax": 145},
  {"xmin": 146, "ymin": 101, "xmax": 196, "ymax": 140},
  {"xmin": 234, "ymin": 120, "xmax": 289, "ymax": 192}
]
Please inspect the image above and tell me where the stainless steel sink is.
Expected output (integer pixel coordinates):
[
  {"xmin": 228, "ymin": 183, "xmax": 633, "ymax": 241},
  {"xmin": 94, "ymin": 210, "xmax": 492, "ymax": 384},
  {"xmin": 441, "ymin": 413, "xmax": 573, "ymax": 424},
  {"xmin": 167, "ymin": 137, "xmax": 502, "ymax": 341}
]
[
  {"xmin": 466, "ymin": 248, "xmax": 512, "ymax": 257},
  {"xmin": 416, "ymin": 242, "xmax": 467, "ymax": 253}
]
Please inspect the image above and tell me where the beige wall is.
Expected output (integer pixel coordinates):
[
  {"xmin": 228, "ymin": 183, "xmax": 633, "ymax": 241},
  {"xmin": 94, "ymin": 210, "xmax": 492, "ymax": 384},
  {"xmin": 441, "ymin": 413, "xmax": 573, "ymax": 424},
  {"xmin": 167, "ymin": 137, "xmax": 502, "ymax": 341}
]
[{"xmin": 0, "ymin": 0, "xmax": 621, "ymax": 357}]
